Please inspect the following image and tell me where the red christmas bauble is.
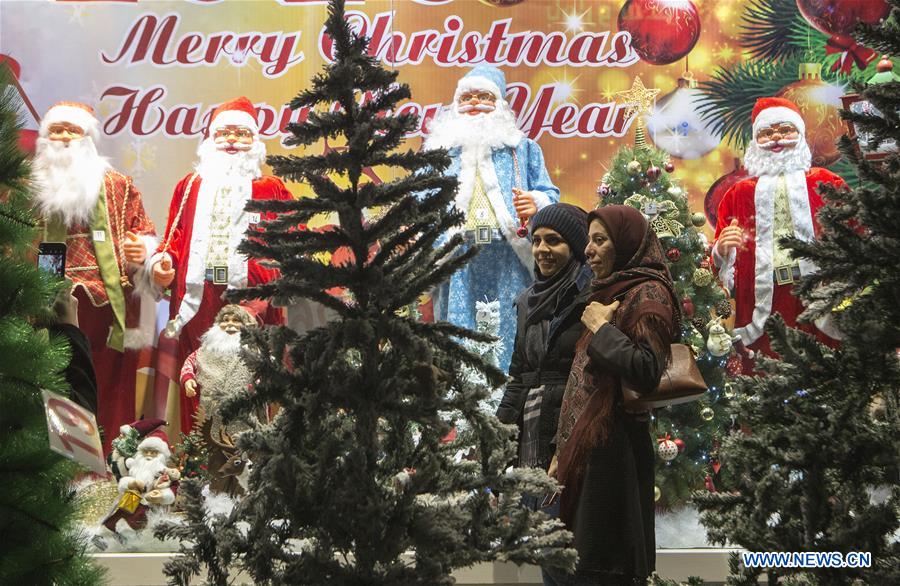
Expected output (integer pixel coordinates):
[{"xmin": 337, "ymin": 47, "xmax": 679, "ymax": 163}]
[
  {"xmin": 673, "ymin": 438, "xmax": 686, "ymax": 452},
  {"xmin": 796, "ymin": 0, "xmax": 889, "ymax": 37},
  {"xmin": 726, "ymin": 354, "xmax": 743, "ymax": 377},
  {"xmin": 705, "ymin": 162, "xmax": 748, "ymax": 230},
  {"xmin": 646, "ymin": 165, "xmax": 662, "ymax": 181},
  {"xmin": 617, "ymin": 0, "xmax": 701, "ymax": 66},
  {"xmin": 666, "ymin": 247, "xmax": 681, "ymax": 262},
  {"xmin": 682, "ymin": 297, "xmax": 694, "ymax": 316},
  {"xmin": 664, "ymin": 162, "xmax": 676, "ymax": 173}
]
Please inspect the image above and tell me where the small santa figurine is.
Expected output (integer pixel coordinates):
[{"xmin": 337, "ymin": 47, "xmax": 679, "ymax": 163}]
[
  {"xmin": 107, "ymin": 418, "xmax": 167, "ymax": 481},
  {"xmin": 31, "ymin": 102, "xmax": 157, "ymax": 453},
  {"xmin": 147, "ymin": 96, "xmax": 293, "ymax": 432},
  {"xmin": 100, "ymin": 427, "xmax": 180, "ymax": 537},
  {"xmin": 423, "ymin": 66, "xmax": 559, "ymax": 371},
  {"xmin": 712, "ymin": 97, "xmax": 845, "ymax": 371},
  {"xmin": 181, "ymin": 304, "xmax": 259, "ymax": 437}
]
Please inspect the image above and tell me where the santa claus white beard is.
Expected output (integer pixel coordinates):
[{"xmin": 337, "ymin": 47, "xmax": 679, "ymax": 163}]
[
  {"xmin": 743, "ymin": 136, "xmax": 812, "ymax": 178},
  {"xmin": 32, "ymin": 137, "xmax": 110, "ymax": 227},
  {"xmin": 200, "ymin": 324, "xmax": 243, "ymax": 356},
  {"xmin": 424, "ymin": 100, "xmax": 524, "ymax": 151},
  {"xmin": 195, "ymin": 137, "xmax": 266, "ymax": 181},
  {"xmin": 127, "ymin": 451, "xmax": 168, "ymax": 487}
]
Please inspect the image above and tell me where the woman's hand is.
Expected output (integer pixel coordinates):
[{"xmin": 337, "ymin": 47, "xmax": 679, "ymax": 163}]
[
  {"xmin": 548, "ymin": 454, "xmax": 558, "ymax": 479},
  {"xmin": 581, "ymin": 300, "xmax": 620, "ymax": 333}
]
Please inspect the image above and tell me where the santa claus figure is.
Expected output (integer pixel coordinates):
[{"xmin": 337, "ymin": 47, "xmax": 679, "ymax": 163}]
[
  {"xmin": 32, "ymin": 102, "xmax": 157, "ymax": 453},
  {"xmin": 424, "ymin": 66, "xmax": 559, "ymax": 370},
  {"xmin": 147, "ymin": 97, "xmax": 292, "ymax": 432},
  {"xmin": 100, "ymin": 428, "xmax": 180, "ymax": 537},
  {"xmin": 181, "ymin": 304, "xmax": 259, "ymax": 437},
  {"xmin": 712, "ymin": 97, "xmax": 845, "ymax": 371}
]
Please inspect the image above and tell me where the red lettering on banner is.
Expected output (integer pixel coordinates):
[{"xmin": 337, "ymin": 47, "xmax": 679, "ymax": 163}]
[
  {"xmin": 319, "ymin": 12, "xmax": 636, "ymax": 68},
  {"xmin": 101, "ymin": 12, "xmax": 304, "ymax": 77},
  {"xmin": 102, "ymin": 85, "xmax": 166, "ymax": 136}
]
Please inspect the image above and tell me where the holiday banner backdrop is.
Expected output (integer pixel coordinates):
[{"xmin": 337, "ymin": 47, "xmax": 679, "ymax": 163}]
[{"xmin": 0, "ymin": 0, "xmax": 814, "ymax": 233}]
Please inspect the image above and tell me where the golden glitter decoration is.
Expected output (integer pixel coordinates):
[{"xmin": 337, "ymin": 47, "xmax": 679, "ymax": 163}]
[
  {"xmin": 700, "ymin": 406, "xmax": 715, "ymax": 421},
  {"xmin": 74, "ymin": 479, "xmax": 119, "ymax": 526},
  {"xmin": 615, "ymin": 77, "xmax": 661, "ymax": 148}
]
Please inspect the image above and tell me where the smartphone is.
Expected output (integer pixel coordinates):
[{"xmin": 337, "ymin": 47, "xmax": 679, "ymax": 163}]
[{"xmin": 38, "ymin": 242, "xmax": 67, "ymax": 278}]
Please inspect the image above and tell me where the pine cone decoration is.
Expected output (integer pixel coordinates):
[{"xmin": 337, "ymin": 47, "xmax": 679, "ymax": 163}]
[
  {"xmin": 692, "ymin": 317, "xmax": 706, "ymax": 331},
  {"xmin": 716, "ymin": 299, "xmax": 732, "ymax": 318}
]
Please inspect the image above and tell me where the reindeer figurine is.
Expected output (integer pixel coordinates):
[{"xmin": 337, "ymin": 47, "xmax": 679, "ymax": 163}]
[{"xmin": 199, "ymin": 416, "xmax": 252, "ymax": 497}]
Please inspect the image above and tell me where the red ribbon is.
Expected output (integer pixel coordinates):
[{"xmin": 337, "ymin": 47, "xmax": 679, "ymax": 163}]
[{"xmin": 826, "ymin": 35, "xmax": 876, "ymax": 74}]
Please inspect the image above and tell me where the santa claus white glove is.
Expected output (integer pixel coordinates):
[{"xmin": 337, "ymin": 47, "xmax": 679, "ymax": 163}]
[{"xmin": 165, "ymin": 316, "xmax": 185, "ymax": 339}]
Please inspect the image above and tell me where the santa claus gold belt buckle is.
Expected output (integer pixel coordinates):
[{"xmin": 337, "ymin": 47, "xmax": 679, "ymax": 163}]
[
  {"xmin": 475, "ymin": 225, "xmax": 492, "ymax": 244},
  {"xmin": 774, "ymin": 264, "xmax": 798, "ymax": 285},
  {"xmin": 206, "ymin": 266, "xmax": 229, "ymax": 285}
]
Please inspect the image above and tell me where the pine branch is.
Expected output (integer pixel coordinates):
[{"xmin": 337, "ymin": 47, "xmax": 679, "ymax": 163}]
[{"xmin": 739, "ymin": 0, "xmax": 806, "ymax": 62}]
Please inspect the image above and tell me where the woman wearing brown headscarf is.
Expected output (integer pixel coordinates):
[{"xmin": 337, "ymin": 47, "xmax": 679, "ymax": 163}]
[{"xmin": 545, "ymin": 205, "xmax": 679, "ymax": 586}]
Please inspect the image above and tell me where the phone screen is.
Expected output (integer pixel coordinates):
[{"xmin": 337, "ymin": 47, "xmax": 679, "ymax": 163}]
[{"xmin": 38, "ymin": 243, "xmax": 67, "ymax": 278}]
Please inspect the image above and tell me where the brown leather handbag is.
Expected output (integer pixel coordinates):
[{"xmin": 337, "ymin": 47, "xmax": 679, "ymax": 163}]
[{"xmin": 621, "ymin": 343, "xmax": 708, "ymax": 411}]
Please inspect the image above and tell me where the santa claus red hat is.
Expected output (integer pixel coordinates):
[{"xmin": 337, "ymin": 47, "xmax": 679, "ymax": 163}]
[
  {"xmin": 209, "ymin": 96, "xmax": 259, "ymax": 137},
  {"xmin": 39, "ymin": 101, "xmax": 100, "ymax": 141},
  {"xmin": 751, "ymin": 97, "xmax": 805, "ymax": 138},
  {"xmin": 136, "ymin": 426, "xmax": 171, "ymax": 457}
]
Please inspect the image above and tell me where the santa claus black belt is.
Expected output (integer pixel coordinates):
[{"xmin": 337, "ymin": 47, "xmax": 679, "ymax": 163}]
[
  {"xmin": 205, "ymin": 266, "xmax": 229, "ymax": 285},
  {"xmin": 774, "ymin": 264, "xmax": 802, "ymax": 285},
  {"xmin": 464, "ymin": 227, "xmax": 504, "ymax": 244}
]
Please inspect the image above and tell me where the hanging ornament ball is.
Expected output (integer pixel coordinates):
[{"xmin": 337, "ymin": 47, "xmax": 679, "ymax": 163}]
[
  {"xmin": 645, "ymin": 76, "xmax": 722, "ymax": 159},
  {"xmin": 665, "ymin": 161, "xmax": 676, "ymax": 173},
  {"xmin": 692, "ymin": 267, "xmax": 714, "ymax": 287},
  {"xmin": 666, "ymin": 247, "xmax": 681, "ymax": 262},
  {"xmin": 726, "ymin": 354, "xmax": 743, "ymax": 377},
  {"xmin": 682, "ymin": 297, "xmax": 695, "ymax": 317},
  {"xmin": 796, "ymin": 0, "xmax": 889, "ymax": 38},
  {"xmin": 705, "ymin": 163, "xmax": 749, "ymax": 230},
  {"xmin": 673, "ymin": 438, "xmax": 686, "ymax": 452},
  {"xmin": 699, "ymin": 259, "xmax": 710, "ymax": 270},
  {"xmin": 598, "ymin": 183, "xmax": 611, "ymax": 197},
  {"xmin": 657, "ymin": 438, "xmax": 679, "ymax": 461},
  {"xmin": 716, "ymin": 298, "xmax": 733, "ymax": 318},
  {"xmin": 692, "ymin": 316, "xmax": 707, "ymax": 332},
  {"xmin": 654, "ymin": 485, "xmax": 662, "ymax": 502},
  {"xmin": 618, "ymin": 0, "xmax": 701, "ymax": 65},
  {"xmin": 700, "ymin": 406, "xmax": 715, "ymax": 421},
  {"xmin": 776, "ymin": 63, "xmax": 845, "ymax": 167},
  {"xmin": 691, "ymin": 212, "xmax": 706, "ymax": 227},
  {"xmin": 627, "ymin": 160, "xmax": 643, "ymax": 175},
  {"xmin": 667, "ymin": 185, "xmax": 683, "ymax": 198},
  {"xmin": 646, "ymin": 165, "xmax": 662, "ymax": 182}
]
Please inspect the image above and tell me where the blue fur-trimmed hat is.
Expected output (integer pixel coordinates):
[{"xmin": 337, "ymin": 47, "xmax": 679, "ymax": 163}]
[{"xmin": 455, "ymin": 65, "xmax": 507, "ymax": 102}]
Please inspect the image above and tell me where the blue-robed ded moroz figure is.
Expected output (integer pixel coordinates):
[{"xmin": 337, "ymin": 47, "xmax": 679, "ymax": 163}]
[{"xmin": 424, "ymin": 65, "xmax": 559, "ymax": 372}]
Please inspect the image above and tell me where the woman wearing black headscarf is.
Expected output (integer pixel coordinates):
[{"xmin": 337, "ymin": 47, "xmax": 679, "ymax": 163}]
[
  {"xmin": 497, "ymin": 203, "xmax": 592, "ymax": 480},
  {"xmin": 546, "ymin": 205, "xmax": 679, "ymax": 586}
]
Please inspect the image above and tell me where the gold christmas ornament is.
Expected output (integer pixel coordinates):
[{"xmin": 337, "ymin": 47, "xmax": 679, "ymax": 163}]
[
  {"xmin": 654, "ymin": 485, "xmax": 662, "ymax": 502},
  {"xmin": 776, "ymin": 63, "xmax": 844, "ymax": 167},
  {"xmin": 723, "ymin": 383, "xmax": 736, "ymax": 399},
  {"xmin": 667, "ymin": 185, "xmax": 683, "ymax": 198},
  {"xmin": 691, "ymin": 212, "xmax": 706, "ymax": 227},
  {"xmin": 700, "ymin": 406, "xmax": 715, "ymax": 421},
  {"xmin": 626, "ymin": 160, "xmax": 643, "ymax": 175},
  {"xmin": 692, "ymin": 267, "xmax": 714, "ymax": 287}
]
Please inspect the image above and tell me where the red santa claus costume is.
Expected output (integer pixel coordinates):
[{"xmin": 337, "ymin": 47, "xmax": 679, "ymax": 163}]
[
  {"xmin": 33, "ymin": 102, "xmax": 157, "ymax": 453},
  {"xmin": 148, "ymin": 97, "xmax": 292, "ymax": 433},
  {"xmin": 712, "ymin": 97, "xmax": 844, "ymax": 370}
]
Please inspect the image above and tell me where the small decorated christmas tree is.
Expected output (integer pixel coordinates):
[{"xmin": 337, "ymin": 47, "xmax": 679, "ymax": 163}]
[
  {"xmin": 158, "ymin": 1, "xmax": 574, "ymax": 583},
  {"xmin": 598, "ymin": 82, "xmax": 733, "ymax": 509}
]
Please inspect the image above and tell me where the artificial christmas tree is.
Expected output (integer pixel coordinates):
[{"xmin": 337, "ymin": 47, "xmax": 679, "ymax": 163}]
[
  {"xmin": 0, "ymin": 67, "xmax": 104, "ymax": 585},
  {"xmin": 694, "ymin": 3, "xmax": 900, "ymax": 583},
  {"xmin": 158, "ymin": 1, "xmax": 574, "ymax": 583}
]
